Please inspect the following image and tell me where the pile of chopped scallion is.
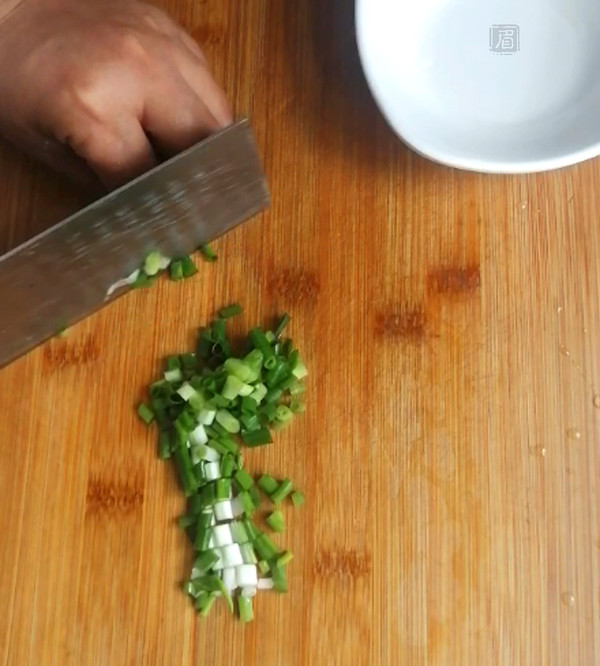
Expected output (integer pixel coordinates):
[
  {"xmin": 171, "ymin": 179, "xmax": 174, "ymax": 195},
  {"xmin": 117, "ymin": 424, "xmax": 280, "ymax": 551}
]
[
  {"xmin": 137, "ymin": 305, "xmax": 306, "ymax": 621},
  {"xmin": 125, "ymin": 245, "xmax": 218, "ymax": 290}
]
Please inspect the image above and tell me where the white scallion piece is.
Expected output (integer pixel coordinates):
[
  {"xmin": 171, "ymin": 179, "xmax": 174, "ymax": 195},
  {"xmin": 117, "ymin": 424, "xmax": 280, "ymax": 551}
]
[
  {"xmin": 177, "ymin": 382, "xmax": 197, "ymax": 402},
  {"xmin": 164, "ymin": 368, "xmax": 182, "ymax": 383},
  {"xmin": 236, "ymin": 564, "xmax": 258, "ymax": 588},
  {"xmin": 204, "ymin": 462, "xmax": 221, "ymax": 481},
  {"xmin": 222, "ymin": 543, "xmax": 243, "ymax": 567},
  {"xmin": 190, "ymin": 443, "xmax": 206, "ymax": 465},
  {"xmin": 257, "ymin": 577, "xmax": 274, "ymax": 590},
  {"xmin": 230, "ymin": 496, "xmax": 244, "ymax": 517},
  {"xmin": 214, "ymin": 500, "xmax": 234, "ymax": 522},
  {"xmin": 197, "ymin": 409, "xmax": 216, "ymax": 425},
  {"xmin": 212, "ymin": 524, "xmax": 233, "ymax": 547},
  {"xmin": 202, "ymin": 447, "xmax": 221, "ymax": 463},
  {"xmin": 189, "ymin": 424, "xmax": 208, "ymax": 446},
  {"xmin": 241, "ymin": 586, "xmax": 257, "ymax": 598},
  {"xmin": 105, "ymin": 269, "xmax": 140, "ymax": 298},
  {"xmin": 238, "ymin": 383, "xmax": 254, "ymax": 397},
  {"xmin": 222, "ymin": 567, "xmax": 237, "ymax": 592}
]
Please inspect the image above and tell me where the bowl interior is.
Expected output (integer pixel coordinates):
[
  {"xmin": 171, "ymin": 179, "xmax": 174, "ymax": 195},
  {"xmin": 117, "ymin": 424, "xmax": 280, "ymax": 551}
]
[{"xmin": 357, "ymin": 0, "xmax": 600, "ymax": 171}]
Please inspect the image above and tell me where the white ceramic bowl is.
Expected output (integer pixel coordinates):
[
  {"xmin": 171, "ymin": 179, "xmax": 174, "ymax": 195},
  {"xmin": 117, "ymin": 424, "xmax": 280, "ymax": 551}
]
[{"xmin": 356, "ymin": 0, "xmax": 600, "ymax": 173}]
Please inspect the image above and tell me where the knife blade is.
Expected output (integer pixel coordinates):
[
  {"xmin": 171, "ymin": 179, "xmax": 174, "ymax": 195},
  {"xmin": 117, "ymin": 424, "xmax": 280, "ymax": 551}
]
[{"xmin": 0, "ymin": 118, "xmax": 270, "ymax": 368}]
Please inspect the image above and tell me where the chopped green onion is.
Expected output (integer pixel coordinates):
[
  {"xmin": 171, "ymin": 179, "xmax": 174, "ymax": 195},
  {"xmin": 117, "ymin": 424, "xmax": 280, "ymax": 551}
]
[
  {"xmin": 193, "ymin": 549, "xmax": 220, "ymax": 574},
  {"xmin": 194, "ymin": 526, "xmax": 212, "ymax": 551},
  {"xmin": 243, "ymin": 349, "xmax": 263, "ymax": 375},
  {"xmin": 220, "ymin": 455, "xmax": 236, "ymax": 478},
  {"xmin": 273, "ymin": 313, "xmax": 290, "ymax": 339},
  {"xmin": 144, "ymin": 251, "xmax": 170, "ymax": 276},
  {"xmin": 180, "ymin": 255, "xmax": 198, "ymax": 278},
  {"xmin": 137, "ymin": 403, "xmax": 155, "ymax": 425},
  {"xmin": 265, "ymin": 388, "xmax": 282, "ymax": 403},
  {"xmin": 193, "ymin": 575, "xmax": 234, "ymax": 613},
  {"xmin": 240, "ymin": 542, "xmax": 257, "ymax": 563},
  {"xmin": 261, "ymin": 403, "xmax": 277, "ymax": 423},
  {"xmin": 241, "ymin": 396, "xmax": 259, "ymax": 414},
  {"xmin": 177, "ymin": 382, "xmax": 197, "ymax": 402},
  {"xmin": 169, "ymin": 260, "xmax": 184, "ymax": 281},
  {"xmin": 216, "ymin": 478, "xmax": 231, "ymax": 500},
  {"xmin": 222, "ymin": 374, "xmax": 246, "ymax": 400},
  {"xmin": 242, "ymin": 518, "xmax": 260, "ymax": 541},
  {"xmin": 271, "ymin": 478, "xmax": 293, "ymax": 505},
  {"xmin": 218, "ymin": 437, "xmax": 239, "ymax": 455},
  {"xmin": 289, "ymin": 399, "xmax": 306, "ymax": 414},
  {"xmin": 195, "ymin": 510, "xmax": 213, "ymax": 529},
  {"xmin": 271, "ymin": 565, "xmax": 288, "ymax": 593},
  {"xmin": 173, "ymin": 445, "xmax": 198, "ymax": 497},
  {"xmin": 292, "ymin": 357, "xmax": 308, "ymax": 379},
  {"xmin": 266, "ymin": 510, "xmax": 285, "ymax": 533},
  {"xmin": 289, "ymin": 381, "xmax": 306, "ymax": 396},
  {"xmin": 238, "ymin": 490, "xmax": 255, "ymax": 516},
  {"xmin": 219, "ymin": 303, "xmax": 243, "ymax": 319},
  {"xmin": 224, "ymin": 358, "xmax": 255, "ymax": 383},
  {"xmin": 199, "ymin": 243, "xmax": 217, "ymax": 262},
  {"xmin": 230, "ymin": 521, "xmax": 249, "ymax": 544},
  {"xmin": 180, "ymin": 353, "xmax": 197, "ymax": 370},
  {"xmin": 258, "ymin": 474, "xmax": 279, "ymax": 495},
  {"xmin": 276, "ymin": 550, "xmax": 293, "ymax": 567},
  {"xmin": 265, "ymin": 359, "xmax": 288, "ymax": 387},
  {"xmin": 254, "ymin": 534, "xmax": 278, "ymax": 561},
  {"xmin": 196, "ymin": 593, "xmax": 216, "ymax": 616},
  {"xmin": 275, "ymin": 405, "xmax": 294, "ymax": 423},
  {"xmin": 248, "ymin": 486, "xmax": 261, "ymax": 508},
  {"xmin": 138, "ymin": 307, "xmax": 307, "ymax": 621},
  {"xmin": 216, "ymin": 409, "xmax": 240, "ymax": 434},
  {"xmin": 240, "ymin": 413, "xmax": 261, "ymax": 431},
  {"xmin": 133, "ymin": 271, "xmax": 155, "ymax": 289},
  {"xmin": 250, "ymin": 327, "xmax": 274, "ymax": 360},
  {"xmin": 164, "ymin": 368, "xmax": 183, "ymax": 383},
  {"xmin": 177, "ymin": 514, "xmax": 196, "ymax": 529},
  {"xmin": 249, "ymin": 383, "xmax": 268, "ymax": 404},
  {"xmin": 166, "ymin": 356, "xmax": 182, "ymax": 371},
  {"xmin": 234, "ymin": 469, "xmax": 254, "ymax": 491},
  {"xmin": 238, "ymin": 595, "xmax": 253, "ymax": 622},
  {"xmin": 158, "ymin": 431, "xmax": 171, "ymax": 459},
  {"xmin": 291, "ymin": 491, "xmax": 305, "ymax": 507}
]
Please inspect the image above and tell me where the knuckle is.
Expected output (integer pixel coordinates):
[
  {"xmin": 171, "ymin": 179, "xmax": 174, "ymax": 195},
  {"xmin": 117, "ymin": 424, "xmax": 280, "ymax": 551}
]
[
  {"xmin": 67, "ymin": 125, "xmax": 125, "ymax": 168},
  {"xmin": 114, "ymin": 29, "xmax": 150, "ymax": 65}
]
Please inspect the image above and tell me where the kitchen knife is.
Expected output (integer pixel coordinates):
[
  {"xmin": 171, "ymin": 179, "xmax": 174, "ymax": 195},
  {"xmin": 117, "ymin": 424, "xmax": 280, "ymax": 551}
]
[{"xmin": 0, "ymin": 118, "xmax": 270, "ymax": 368}]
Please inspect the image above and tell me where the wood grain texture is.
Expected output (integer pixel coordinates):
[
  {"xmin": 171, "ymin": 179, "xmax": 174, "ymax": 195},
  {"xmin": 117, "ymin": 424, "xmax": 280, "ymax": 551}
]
[{"xmin": 1, "ymin": 1, "xmax": 599, "ymax": 664}]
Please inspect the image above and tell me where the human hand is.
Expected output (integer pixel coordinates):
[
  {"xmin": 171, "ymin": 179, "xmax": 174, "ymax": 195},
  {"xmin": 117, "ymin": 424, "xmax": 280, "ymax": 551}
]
[{"xmin": 0, "ymin": 0, "xmax": 232, "ymax": 190}]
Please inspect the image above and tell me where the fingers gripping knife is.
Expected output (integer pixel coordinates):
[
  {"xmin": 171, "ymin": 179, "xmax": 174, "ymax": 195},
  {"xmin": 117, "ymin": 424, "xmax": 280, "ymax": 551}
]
[{"xmin": 0, "ymin": 119, "xmax": 270, "ymax": 368}]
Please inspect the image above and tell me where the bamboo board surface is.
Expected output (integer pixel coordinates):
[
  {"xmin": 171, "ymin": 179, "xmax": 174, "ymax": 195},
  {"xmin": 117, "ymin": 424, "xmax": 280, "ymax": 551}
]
[{"xmin": 0, "ymin": 1, "xmax": 599, "ymax": 664}]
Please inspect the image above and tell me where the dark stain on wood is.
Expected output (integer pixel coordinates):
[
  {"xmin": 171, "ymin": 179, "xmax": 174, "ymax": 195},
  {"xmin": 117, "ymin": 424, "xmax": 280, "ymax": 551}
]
[
  {"xmin": 42, "ymin": 334, "xmax": 100, "ymax": 371},
  {"xmin": 427, "ymin": 265, "xmax": 481, "ymax": 295},
  {"xmin": 86, "ymin": 475, "xmax": 144, "ymax": 517},
  {"xmin": 267, "ymin": 267, "xmax": 321, "ymax": 304},
  {"xmin": 314, "ymin": 548, "xmax": 372, "ymax": 578},
  {"xmin": 374, "ymin": 306, "xmax": 427, "ymax": 342}
]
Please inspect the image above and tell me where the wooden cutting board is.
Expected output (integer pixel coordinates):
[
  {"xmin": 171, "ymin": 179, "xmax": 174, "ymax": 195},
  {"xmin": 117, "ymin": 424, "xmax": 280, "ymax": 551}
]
[{"xmin": 1, "ymin": 1, "xmax": 599, "ymax": 664}]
